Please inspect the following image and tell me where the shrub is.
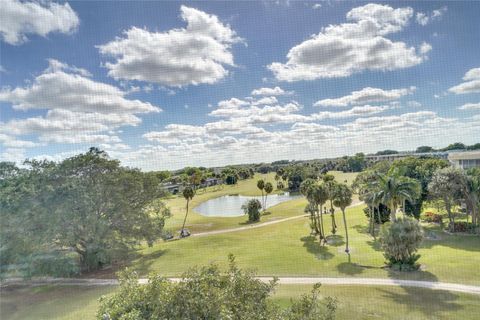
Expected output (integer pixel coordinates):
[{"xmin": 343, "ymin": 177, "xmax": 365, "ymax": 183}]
[
  {"xmin": 380, "ymin": 218, "xmax": 424, "ymax": 271},
  {"xmin": 448, "ymin": 221, "xmax": 477, "ymax": 233},
  {"xmin": 242, "ymin": 199, "xmax": 262, "ymax": 222},
  {"xmin": 363, "ymin": 203, "xmax": 390, "ymax": 224},
  {"xmin": 98, "ymin": 256, "xmax": 337, "ymax": 320},
  {"xmin": 423, "ymin": 212, "xmax": 443, "ymax": 224}
]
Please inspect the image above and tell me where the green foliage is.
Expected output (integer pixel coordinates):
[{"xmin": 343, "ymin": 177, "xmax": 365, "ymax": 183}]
[
  {"xmin": 373, "ymin": 170, "xmax": 421, "ymax": 221},
  {"xmin": 390, "ymin": 157, "xmax": 449, "ymax": 218},
  {"xmin": 441, "ymin": 142, "xmax": 466, "ymax": 151},
  {"xmin": 415, "ymin": 146, "xmax": 434, "ymax": 153},
  {"xmin": 363, "ymin": 204, "xmax": 391, "ymax": 224},
  {"xmin": 335, "ymin": 153, "xmax": 366, "ymax": 172},
  {"xmin": 242, "ymin": 199, "xmax": 263, "ymax": 222},
  {"xmin": 0, "ymin": 148, "xmax": 170, "ymax": 276},
  {"xmin": 376, "ymin": 150, "xmax": 398, "ymax": 155},
  {"xmin": 98, "ymin": 256, "xmax": 336, "ymax": 320},
  {"xmin": 264, "ymin": 182, "xmax": 273, "ymax": 194},
  {"xmin": 428, "ymin": 167, "xmax": 467, "ymax": 231},
  {"xmin": 380, "ymin": 218, "xmax": 424, "ymax": 271}
]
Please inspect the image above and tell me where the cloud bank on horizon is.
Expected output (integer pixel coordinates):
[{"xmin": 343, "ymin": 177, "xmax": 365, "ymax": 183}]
[{"xmin": 1, "ymin": 1, "xmax": 479, "ymax": 170}]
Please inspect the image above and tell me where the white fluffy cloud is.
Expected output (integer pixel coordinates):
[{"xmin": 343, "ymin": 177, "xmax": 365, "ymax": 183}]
[
  {"xmin": 251, "ymin": 86, "xmax": 292, "ymax": 96},
  {"xmin": 458, "ymin": 102, "xmax": 480, "ymax": 110},
  {"xmin": 0, "ymin": 60, "xmax": 160, "ymax": 145},
  {"xmin": 314, "ymin": 86, "xmax": 415, "ymax": 107},
  {"xmin": 268, "ymin": 3, "xmax": 430, "ymax": 81},
  {"xmin": 449, "ymin": 67, "xmax": 480, "ymax": 94},
  {"xmin": 97, "ymin": 6, "xmax": 241, "ymax": 87},
  {"xmin": 0, "ymin": 0, "xmax": 79, "ymax": 45},
  {"xmin": 416, "ymin": 6, "xmax": 447, "ymax": 26}
]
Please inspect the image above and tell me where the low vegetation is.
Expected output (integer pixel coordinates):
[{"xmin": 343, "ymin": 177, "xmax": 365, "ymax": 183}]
[{"xmin": 98, "ymin": 256, "xmax": 336, "ymax": 320}]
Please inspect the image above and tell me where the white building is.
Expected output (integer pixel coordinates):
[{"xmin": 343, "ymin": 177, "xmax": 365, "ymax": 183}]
[{"xmin": 448, "ymin": 151, "xmax": 480, "ymax": 170}]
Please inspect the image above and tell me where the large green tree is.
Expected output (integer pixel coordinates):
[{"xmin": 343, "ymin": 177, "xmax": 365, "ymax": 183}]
[
  {"xmin": 428, "ymin": 167, "xmax": 467, "ymax": 232},
  {"xmin": 0, "ymin": 148, "xmax": 170, "ymax": 276}
]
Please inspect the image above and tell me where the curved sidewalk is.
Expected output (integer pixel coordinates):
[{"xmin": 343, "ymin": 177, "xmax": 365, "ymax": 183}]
[
  {"xmin": 3, "ymin": 277, "xmax": 480, "ymax": 295},
  {"xmin": 191, "ymin": 201, "xmax": 364, "ymax": 238}
]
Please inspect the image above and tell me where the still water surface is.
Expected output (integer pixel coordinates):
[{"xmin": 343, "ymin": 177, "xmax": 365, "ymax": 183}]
[{"xmin": 194, "ymin": 192, "xmax": 301, "ymax": 217}]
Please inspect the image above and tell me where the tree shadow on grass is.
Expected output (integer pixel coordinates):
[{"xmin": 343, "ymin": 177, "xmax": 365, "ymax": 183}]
[
  {"xmin": 366, "ymin": 239, "xmax": 382, "ymax": 252},
  {"xmin": 377, "ymin": 285, "xmax": 462, "ymax": 317},
  {"xmin": 387, "ymin": 268, "xmax": 439, "ymax": 283},
  {"xmin": 325, "ymin": 234, "xmax": 345, "ymax": 247},
  {"xmin": 130, "ymin": 249, "xmax": 168, "ymax": 275},
  {"xmin": 300, "ymin": 236, "xmax": 334, "ymax": 260},
  {"xmin": 352, "ymin": 224, "xmax": 371, "ymax": 235},
  {"xmin": 336, "ymin": 262, "xmax": 364, "ymax": 275}
]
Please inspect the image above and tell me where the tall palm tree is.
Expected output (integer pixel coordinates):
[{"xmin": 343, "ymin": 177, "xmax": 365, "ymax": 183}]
[
  {"xmin": 362, "ymin": 187, "xmax": 382, "ymax": 239},
  {"xmin": 257, "ymin": 179, "xmax": 265, "ymax": 210},
  {"xmin": 323, "ymin": 175, "xmax": 339, "ymax": 235},
  {"xmin": 374, "ymin": 171, "xmax": 420, "ymax": 222},
  {"xmin": 309, "ymin": 183, "xmax": 329, "ymax": 244},
  {"xmin": 180, "ymin": 186, "xmax": 195, "ymax": 236},
  {"xmin": 264, "ymin": 182, "xmax": 273, "ymax": 210},
  {"xmin": 333, "ymin": 184, "xmax": 353, "ymax": 253}
]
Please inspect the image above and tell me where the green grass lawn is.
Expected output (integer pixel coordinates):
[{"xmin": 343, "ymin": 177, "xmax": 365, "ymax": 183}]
[
  {"xmin": 3, "ymin": 284, "xmax": 479, "ymax": 320},
  {"xmin": 163, "ymin": 171, "xmax": 358, "ymax": 234},
  {"xmin": 3, "ymin": 170, "xmax": 479, "ymax": 320},
  {"xmin": 133, "ymin": 203, "xmax": 480, "ymax": 285}
]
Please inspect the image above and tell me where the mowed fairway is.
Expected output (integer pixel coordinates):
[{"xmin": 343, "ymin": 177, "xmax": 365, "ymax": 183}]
[
  {"xmin": 3, "ymin": 284, "xmax": 479, "ymax": 320},
  {"xmin": 134, "ymin": 203, "xmax": 480, "ymax": 286}
]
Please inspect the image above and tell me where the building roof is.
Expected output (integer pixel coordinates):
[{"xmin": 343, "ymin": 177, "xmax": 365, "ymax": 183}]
[{"xmin": 448, "ymin": 151, "xmax": 480, "ymax": 161}]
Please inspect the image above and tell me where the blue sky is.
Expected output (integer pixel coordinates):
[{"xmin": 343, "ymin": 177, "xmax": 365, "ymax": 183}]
[{"xmin": 1, "ymin": 1, "xmax": 479, "ymax": 170}]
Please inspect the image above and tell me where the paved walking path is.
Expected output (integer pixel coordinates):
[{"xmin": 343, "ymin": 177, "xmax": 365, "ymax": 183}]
[
  {"xmin": 191, "ymin": 201, "xmax": 364, "ymax": 237},
  {"xmin": 3, "ymin": 277, "xmax": 480, "ymax": 295}
]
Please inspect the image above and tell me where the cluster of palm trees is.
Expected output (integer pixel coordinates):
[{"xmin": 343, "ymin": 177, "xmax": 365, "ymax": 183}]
[
  {"xmin": 300, "ymin": 175, "xmax": 353, "ymax": 253},
  {"xmin": 257, "ymin": 179, "xmax": 273, "ymax": 211},
  {"xmin": 355, "ymin": 169, "xmax": 421, "ymax": 239}
]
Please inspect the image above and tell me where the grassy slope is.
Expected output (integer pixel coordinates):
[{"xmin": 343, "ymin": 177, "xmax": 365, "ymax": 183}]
[
  {"xmin": 2, "ymin": 284, "xmax": 479, "ymax": 320},
  {"xmin": 163, "ymin": 171, "xmax": 358, "ymax": 234},
  {"xmin": 133, "ymin": 203, "xmax": 480, "ymax": 285}
]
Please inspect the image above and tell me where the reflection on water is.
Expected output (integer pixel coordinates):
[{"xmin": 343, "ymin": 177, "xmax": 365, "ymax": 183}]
[{"xmin": 194, "ymin": 192, "xmax": 301, "ymax": 217}]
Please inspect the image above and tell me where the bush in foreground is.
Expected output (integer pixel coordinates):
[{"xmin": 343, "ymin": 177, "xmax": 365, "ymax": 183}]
[
  {"xmin": 380, "ymin": 218, "xmax": 424, "ymax": 271},
  {"xmin": 98, "ymin": 255, "xmax": 337, "ymax": 320}
]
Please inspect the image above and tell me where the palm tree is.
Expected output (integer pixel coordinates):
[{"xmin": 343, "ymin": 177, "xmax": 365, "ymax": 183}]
[
  {"xmin": 322, "ymin": 175, "xmax": 339, "ymax": 235},
  {"xmin": 362, "ymin": 187, "xmax": 382, "ymax": 239},
  {"xmin": 462, "ymin": 172, "xmax": 479, "ymax": 232},
  {"xmin": 304, "ymin": 202, "xmax": 317, "ymax": 235},
  {"xmin": 180, "ymin": 186, "xmax": 195, "ymax": 237},
  {"xmin": 257, "ymin": 179, "xmax": 265, "ymax": 210},
  {"xmin": 264, "ymin": 182, "xmax": 273, "ymax": 210},
  {"xmin": 333, "ymin": 184, "xmax": 353, "ymax": 253},
  {"xmin": 374, "ymin": 171, "xmax": 421, "ymax": 222},
  {"xmin": 309, "ymin": 183, "xmax": 329, "ymax": 244}
]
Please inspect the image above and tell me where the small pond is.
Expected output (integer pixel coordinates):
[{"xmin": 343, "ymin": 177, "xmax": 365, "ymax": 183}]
[{"xmin": 194, "ymin": 192, "xmax": 301, "ymax": 217}]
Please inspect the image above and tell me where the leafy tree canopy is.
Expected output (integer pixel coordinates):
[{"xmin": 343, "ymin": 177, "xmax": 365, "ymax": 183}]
[
  {"xmin": 98, "ymin": 256, "xmax": 337, "ymax": 320},
  {"xmin": 0, "ymin": 148, "xmax": 170, "ymax": 277}
]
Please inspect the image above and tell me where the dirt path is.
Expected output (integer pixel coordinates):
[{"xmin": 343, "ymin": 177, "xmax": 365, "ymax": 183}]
[
  {"xmin": 190, "ymin": 201, "xmax": 364, "ymax": 238},
  {"xmin": 3, "ymin": 277, "xmax": 480, "ymax": 295}
]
